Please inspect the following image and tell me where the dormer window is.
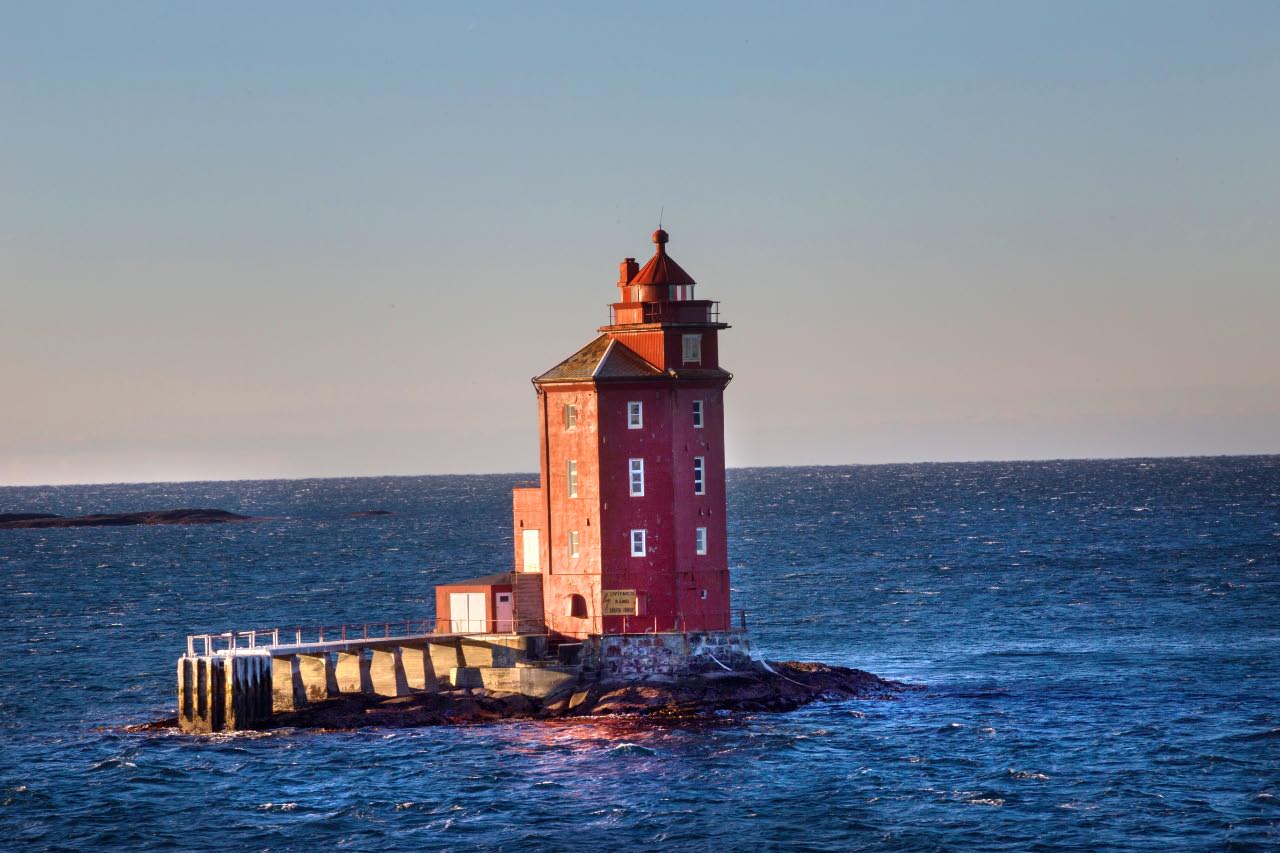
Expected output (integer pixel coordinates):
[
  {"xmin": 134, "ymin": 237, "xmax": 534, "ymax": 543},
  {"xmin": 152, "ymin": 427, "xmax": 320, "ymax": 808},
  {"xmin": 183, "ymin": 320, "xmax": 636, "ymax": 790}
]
[
  {"xmin": 682, "ymin": 334, "xmax": 702, "ymax": 365},
  {"xmin": 627, "ymin": 401, "xmax": 643, "ymax": 429}
]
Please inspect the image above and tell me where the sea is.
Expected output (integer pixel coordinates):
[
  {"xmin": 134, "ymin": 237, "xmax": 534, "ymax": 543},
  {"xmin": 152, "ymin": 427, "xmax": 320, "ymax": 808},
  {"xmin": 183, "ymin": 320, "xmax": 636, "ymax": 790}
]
[{"xmin": 1, "ymin": 457, "xmax": 1277, "ymax": 851}]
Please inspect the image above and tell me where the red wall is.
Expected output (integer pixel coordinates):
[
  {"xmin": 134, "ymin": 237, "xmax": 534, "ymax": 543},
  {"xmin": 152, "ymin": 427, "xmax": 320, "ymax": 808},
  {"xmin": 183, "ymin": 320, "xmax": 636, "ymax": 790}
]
[{"xmin": 509, "ymin": 320, "xmax": 731, "ymax": 638}]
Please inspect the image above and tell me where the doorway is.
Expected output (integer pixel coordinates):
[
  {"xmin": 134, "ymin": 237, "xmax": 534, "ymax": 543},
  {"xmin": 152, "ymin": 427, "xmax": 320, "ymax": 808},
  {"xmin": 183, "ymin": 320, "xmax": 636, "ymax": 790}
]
[{"xmin": 495, "ymin": 592, "xmax": 513, "ymax": 633}]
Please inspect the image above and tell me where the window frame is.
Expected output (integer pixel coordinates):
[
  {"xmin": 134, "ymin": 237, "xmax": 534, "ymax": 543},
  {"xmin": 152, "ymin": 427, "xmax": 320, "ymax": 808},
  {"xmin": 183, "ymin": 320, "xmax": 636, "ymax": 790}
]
[
  {"xmin": 567, "ymin": 459, "xmax": 578, "ymax": 498},
  {"xmin": 563, "ymin": 403, "xmax": 577, "ymax": 430},
  {"xmin": 692, "ymin": 399, "xmax": 704, "ymax": 429},
  {"xmin": 627, "ymin": 401, "xmax": 643, "ymax": 429},
  {"xmin": 630, "ymin": 528, "xmax": 647, "ymax": 557},
  {"xmin": 682, "ymin": 334, "xmax": 702, "ymax": 365},
  {"xmin": 629, "ymin": 457, "xmax": 645, "ymax": 497},
  {"xmin": 695, "ymin": 526, "xmax": 707, "ymax": 555},
  {"xmin": 693, "ymin": 456, "xmax": 706, "ymax": 495}
]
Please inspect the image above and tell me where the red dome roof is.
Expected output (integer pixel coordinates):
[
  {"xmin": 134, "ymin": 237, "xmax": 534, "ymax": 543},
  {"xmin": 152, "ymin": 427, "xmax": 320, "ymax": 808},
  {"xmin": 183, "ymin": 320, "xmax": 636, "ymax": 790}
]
[{"xmin": 630, "ymin": 229, "xmax": 695, "ymax": 287}]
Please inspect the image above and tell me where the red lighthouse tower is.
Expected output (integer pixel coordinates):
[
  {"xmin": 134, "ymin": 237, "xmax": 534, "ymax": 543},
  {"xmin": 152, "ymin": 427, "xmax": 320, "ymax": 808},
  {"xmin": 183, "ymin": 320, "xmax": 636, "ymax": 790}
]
[{"xmin": 510, "ymin": 229, "xmax": 732, "ymax": 639}]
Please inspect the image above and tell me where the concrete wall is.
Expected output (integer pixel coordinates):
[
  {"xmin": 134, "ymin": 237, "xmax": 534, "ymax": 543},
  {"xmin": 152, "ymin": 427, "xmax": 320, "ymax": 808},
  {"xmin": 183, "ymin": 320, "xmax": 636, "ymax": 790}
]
[{"xmin": 477, "ymin": 662, "xmax": 580, "ymax": 698}]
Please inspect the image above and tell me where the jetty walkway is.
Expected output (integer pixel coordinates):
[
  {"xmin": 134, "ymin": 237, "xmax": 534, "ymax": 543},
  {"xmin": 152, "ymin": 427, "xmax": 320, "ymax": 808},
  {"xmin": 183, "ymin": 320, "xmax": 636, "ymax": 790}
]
[{"xmin": 177, "ymin": 618, "xmax": 564, "ymax": 733}]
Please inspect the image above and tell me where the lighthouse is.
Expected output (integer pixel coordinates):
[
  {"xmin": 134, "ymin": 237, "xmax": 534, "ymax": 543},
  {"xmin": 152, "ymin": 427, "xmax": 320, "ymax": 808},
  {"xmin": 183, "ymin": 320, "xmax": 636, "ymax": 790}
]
[
  {"xmin": 177, "ymin": 229, "xmax": 749, "ymax": 732},
  {"xmin": 506, "ymin": 229, "xmax": 733, "ymax": 639}
]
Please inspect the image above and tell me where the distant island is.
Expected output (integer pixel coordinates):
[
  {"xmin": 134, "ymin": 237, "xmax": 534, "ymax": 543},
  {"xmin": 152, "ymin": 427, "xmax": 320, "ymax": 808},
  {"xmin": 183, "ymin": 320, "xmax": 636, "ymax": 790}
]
[{"xmin": 0, "ymin": 509, "xmax": 254, "ymax": 530}]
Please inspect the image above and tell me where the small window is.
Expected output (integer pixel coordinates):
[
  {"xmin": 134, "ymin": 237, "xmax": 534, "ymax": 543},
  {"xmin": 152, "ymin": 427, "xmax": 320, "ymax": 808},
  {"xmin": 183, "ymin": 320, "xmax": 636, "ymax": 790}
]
[
  {"xmin": 564, "ymin": 403, "xmax": 577, "ymax": 430},
  {"xmin": 692, "ymin": 400, "xmax": 704, "ymax": 429},
  {"xmin": 629, "ymin": 458, "xmax": 644, "ymax": 497},
  {"xmin": 700, "ymin": 589, "xmax": 708, "ymax": 600},
  {"xmin": 568, "ymin": 530, "xmax": 580, "ymax": 557},
  {"xmin": 627, "ymin": 401, "xmax": 643, "ymax": 429},
  {"xmin": 567, "ymin": 460, "xmax": 578, "ymax": 498},
  {"xmin": 682, "ymin": 334, "xmax": 702, "ymax": 365},
  {"xmin": 565, "ymin": 593, "xmax": 588, "ymax": 619},
  {"xmin": 693, "ymin": 456, "xmax": 705, "ymax": 495},
  {"xmin": 695, "ymin": 527, "xmax": 707, "ymax": 555},
  {"xmin": 630, "ymin": 529, "xmax": 646, "ymax": 557}
]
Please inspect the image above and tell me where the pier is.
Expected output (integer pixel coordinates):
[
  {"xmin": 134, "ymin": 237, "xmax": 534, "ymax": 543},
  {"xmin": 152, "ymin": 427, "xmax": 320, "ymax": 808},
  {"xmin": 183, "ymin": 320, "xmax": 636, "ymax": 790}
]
[{"xmin": 177, "ymin": 618, "xmax": 575, "ymax": 733}]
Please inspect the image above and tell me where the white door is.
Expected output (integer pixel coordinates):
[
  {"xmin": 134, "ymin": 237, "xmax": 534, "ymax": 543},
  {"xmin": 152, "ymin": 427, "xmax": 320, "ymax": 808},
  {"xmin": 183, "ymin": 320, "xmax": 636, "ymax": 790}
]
[
  {"xmin": 522, "ymin": 529, "xmax": 541, "ymax": 572},
  {"xmin": 495, "ymin": 592, "xmax": 513, "ymax": 633},
  {"xmin": 449, "ymin": 592, "xmax": 486, "ymax": 633}
]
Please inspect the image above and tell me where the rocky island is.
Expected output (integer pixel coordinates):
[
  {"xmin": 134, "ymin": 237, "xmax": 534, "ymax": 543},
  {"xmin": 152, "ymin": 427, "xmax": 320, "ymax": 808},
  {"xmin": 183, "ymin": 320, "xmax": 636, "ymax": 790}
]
[
  {"xmin": 135, "ymin": 660, "xmax": 910, "ymax": 733},
  {"xmin": 0, "ymin": 508, "xmax": 254, "ymax": 529},
  {"xmin": 273, "ymin": 661, "xmax": 909, "ymax": 729}
]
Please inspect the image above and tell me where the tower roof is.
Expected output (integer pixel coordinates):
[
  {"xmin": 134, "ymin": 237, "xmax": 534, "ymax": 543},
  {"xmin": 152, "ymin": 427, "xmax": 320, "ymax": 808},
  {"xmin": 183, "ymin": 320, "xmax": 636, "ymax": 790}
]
[
  {"xmin": 535, "ymin": 335, "xmax": 663, "ymax": 383},
  {"xmin": 628, "ymin": 228, "xmax": 696, "ymax": 287}
]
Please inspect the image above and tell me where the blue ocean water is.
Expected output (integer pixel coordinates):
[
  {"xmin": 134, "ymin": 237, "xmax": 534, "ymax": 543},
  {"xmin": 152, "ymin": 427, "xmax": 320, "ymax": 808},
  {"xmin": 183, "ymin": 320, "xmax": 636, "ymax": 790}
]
[{"xmin": 1, "ymin": 457, "xmax": 1277, "ymax": 851}]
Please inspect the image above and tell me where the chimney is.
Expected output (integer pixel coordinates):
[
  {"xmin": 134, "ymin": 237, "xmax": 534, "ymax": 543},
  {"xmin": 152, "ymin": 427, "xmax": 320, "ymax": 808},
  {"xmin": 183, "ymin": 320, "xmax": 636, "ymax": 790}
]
[{"xmin": 618, "ymin": 257, "xmax": 638, "ymax": 286}]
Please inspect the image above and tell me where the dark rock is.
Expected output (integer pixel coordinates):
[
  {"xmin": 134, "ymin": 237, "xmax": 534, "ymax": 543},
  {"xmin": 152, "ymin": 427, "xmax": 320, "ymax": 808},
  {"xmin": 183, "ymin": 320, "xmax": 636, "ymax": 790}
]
[
  {"xmin": 0, "ymin": 508, "xmax": 253, "ymax": 530},
  {"xmin": 347, "ymin": 510, "xmax": 394, "ymax": 518}
]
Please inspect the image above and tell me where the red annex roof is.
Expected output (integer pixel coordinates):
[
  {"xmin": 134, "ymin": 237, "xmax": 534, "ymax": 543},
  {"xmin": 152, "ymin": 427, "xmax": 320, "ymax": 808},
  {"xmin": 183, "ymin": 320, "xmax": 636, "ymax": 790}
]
[
  {"xmin": 628, "ymin": 228, "xmax": 696, "ymax": 287},
  {"xmin": 535, "ymin": 335, "xmax": 663, "ymax": 382}
]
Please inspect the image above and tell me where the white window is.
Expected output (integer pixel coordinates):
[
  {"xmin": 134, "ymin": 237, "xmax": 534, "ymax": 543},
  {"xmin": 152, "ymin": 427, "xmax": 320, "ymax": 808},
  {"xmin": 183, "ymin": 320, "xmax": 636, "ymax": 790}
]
[
  {"xmin": 567, "ymin": 460, "xmax": 578, "ymax": 498},
  {"xmin": 630, "ymin": 529, "xmax": 646, "ymax": 557},
  {"xmin": 700, "ymin": 589, "xmax": 708, "ymax": 600},
  {"xmin": 692, "ymin": 400, "xmax": 704, "ymax": 429},
  {"xmin": 695, "ymin": 527, "xmax": 707, "ymax": 555},
  {"xmin": 564, "ymin": 403, "xmax": 576, "ymax": 430},
  {"xmin": 568, "ymin": 530, "xmax": 580, "ymax": 557},
  {"xmin": 693, "ymin": 456, "xmax": 705, "ymax": 495},
  {"xmin": 629, "ymin": 458, "xmax": 644, "ymax": 497},
  {"xmin": 682, "ymin": 334, "xmax": 702, "ymax": 365},
  {"xmin": 627, "ymin": 401, "xmax": 643, "ymax": 429}
]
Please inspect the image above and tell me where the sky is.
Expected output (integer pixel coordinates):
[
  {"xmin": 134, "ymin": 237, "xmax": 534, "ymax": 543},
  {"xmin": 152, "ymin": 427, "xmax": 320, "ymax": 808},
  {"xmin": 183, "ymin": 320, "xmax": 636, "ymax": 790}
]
[{"xmin": 2, "ymin": 1, "xmax": 1277, "ymax": 486}]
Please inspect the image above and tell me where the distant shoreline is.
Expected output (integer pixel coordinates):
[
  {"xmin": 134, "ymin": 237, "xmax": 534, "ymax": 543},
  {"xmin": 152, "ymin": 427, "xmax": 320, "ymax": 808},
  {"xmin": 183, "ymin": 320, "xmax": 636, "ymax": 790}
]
[{"xmin": 0, "ymin": 508, "xmax": 254, "ymax": 530}]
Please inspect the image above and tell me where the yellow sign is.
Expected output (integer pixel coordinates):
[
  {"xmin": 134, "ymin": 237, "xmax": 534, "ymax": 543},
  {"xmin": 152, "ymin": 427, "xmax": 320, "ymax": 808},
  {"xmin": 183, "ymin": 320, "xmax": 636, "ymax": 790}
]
[{"xmin": 602, "ymin": 589, "xmax": 637, "ymax": 616}]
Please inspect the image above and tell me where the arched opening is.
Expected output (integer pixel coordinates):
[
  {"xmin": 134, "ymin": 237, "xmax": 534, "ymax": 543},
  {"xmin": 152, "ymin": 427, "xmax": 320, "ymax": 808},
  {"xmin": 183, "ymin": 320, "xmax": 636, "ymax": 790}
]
[{"xmin": 564, "ymin": 593, "xmax": 588, "ymax": 619}]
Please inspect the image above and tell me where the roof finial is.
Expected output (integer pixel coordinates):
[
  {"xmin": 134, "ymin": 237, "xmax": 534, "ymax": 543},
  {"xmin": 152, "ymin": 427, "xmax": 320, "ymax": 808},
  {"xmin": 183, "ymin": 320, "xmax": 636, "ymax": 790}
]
[{"xmin": 658, "ymin": 204, "xmax": 664, "ymax": 229}]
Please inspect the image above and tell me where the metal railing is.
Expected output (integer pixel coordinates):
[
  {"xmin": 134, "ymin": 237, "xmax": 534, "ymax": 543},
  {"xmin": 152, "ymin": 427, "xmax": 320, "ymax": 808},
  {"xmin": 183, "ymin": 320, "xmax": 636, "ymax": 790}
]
[
  {"xmin": 186, "ymin": 617, "xmax": 439, "ymax": 657},
  {"xmin": 185, "ymin": 610, "xmax": 750, "ymax": 656},
  {"xmin": 607, "ymin": 300, "xmax": 723, "ymax": 327}
]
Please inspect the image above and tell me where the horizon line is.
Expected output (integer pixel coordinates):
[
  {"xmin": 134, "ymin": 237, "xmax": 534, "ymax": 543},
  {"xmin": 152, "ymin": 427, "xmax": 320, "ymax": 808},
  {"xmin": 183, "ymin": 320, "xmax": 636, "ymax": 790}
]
[{"xmin": 2, "ymin": 450, "xmax": 1276, "ymax": 490}]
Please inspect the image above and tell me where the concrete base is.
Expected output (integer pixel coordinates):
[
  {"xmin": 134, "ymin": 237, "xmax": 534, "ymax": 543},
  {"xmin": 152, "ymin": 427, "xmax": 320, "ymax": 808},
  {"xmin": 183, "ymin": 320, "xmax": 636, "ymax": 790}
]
[
  {"xmin": 399, "ymin": 646, "xmax": 440, "ymax": 692},
  {"xmin": 449, "ymin": 666, "xmax": 485, "ymax": 689},
  {"xmin": 370, "ymin": 648, "xmax": 411, "ymax": 696},
  {"xmin": 477, "ymin": 662, "xmax": 580, "ymax": 698},
  {"xmin": 271, "ymin": 655, "xmax": 308, "ymax": 711},
  {"xmin": 336, "ymin": 650, "xmax": 373, "ymax": 694},
  {"xmin": 179, "ymin": 654, "xmax": 272, "ymax": 733},
  {"xmin": 298, "ymin": 653, "xmax": 338, "ymax": 701}
]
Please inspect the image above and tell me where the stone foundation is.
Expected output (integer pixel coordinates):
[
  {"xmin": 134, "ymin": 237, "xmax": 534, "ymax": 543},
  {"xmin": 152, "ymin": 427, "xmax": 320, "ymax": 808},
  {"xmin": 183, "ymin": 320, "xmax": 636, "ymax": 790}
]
[{"xmin": 584, "ymin": 630, "xmax": 753, "ymax": 680}]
